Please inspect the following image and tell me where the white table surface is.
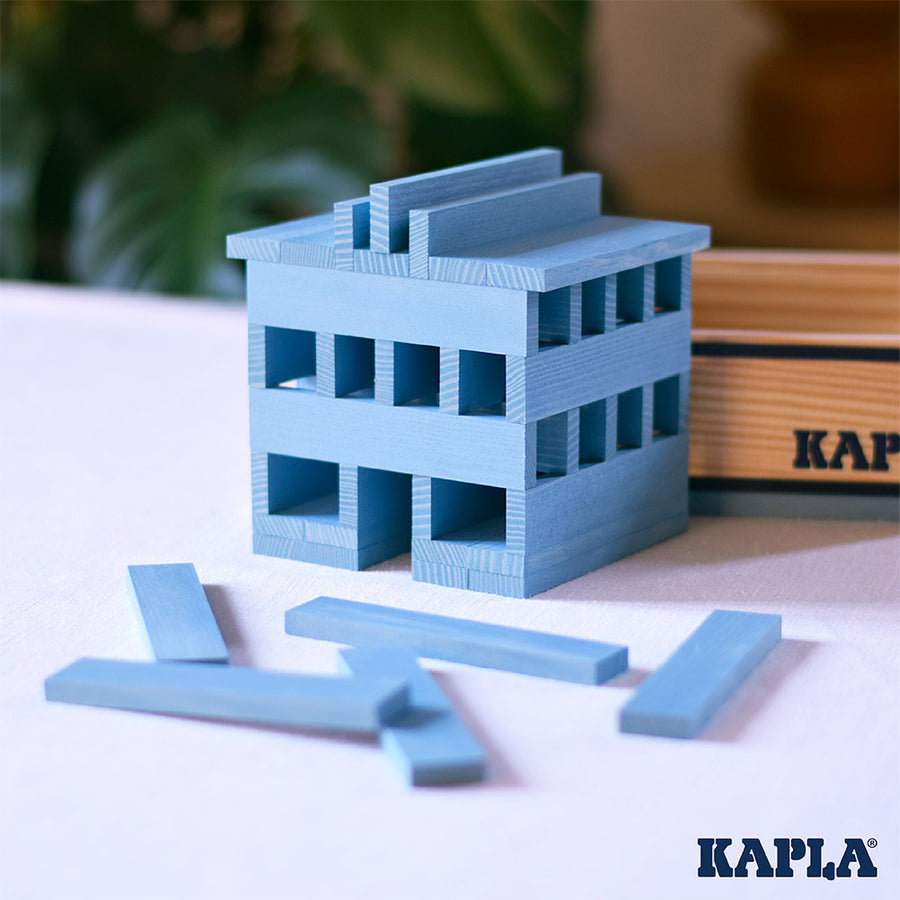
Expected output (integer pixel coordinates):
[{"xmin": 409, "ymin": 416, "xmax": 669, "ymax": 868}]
[{"xmin": 2, "ymin": 281, "xmax": 897, "ymax": 900}]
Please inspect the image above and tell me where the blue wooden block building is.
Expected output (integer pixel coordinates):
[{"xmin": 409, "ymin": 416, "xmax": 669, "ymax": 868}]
[{"xmin": 228, "ymin": 149, "xmax": 710, "ymax": 597}]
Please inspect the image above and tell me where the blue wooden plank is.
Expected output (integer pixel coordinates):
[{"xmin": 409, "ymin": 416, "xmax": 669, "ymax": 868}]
[
  {"xmin": 424, "ymin": 217, "xmax": 709, "ymax": 292},
  {"xmin": 369, "ymin": 147, "xmax": 563, "ymax": 253},
  {"xmin": 126, "ymin": 564, "xmax": 228, "ymax": 663},
  {"xmin": 250, "ymin": 387, "xmax": 530, "ymax": 490},
  {"xmin": 522, "ymin": 512, "xmax": 688, "ymax": 597},
  {"xmin": 281, "ymin": 231, "xmax": 335, "ymax": 269},
  {"xmin": 285, "ymin": 596, "xmax": 628, "ymax": 684},
  {"xmin": 522, "ymin": 432, "xmax": 689, "ymax": 553},
  {"xmin": 45, "ymin": 658, "xmax": 411, "ymax": 732},
  {"xmin": 247, "ymin": 260, "xmax": 530, "ymax": 357},
  {"xmin": 227, "ymin": 213, "xmax": 334, "ymax": 262},
  {"xmin": 338, "ymin": 648, "xmax": 487, "ymax": 786},
  {"xmin": 411, "ymin": 558, "xmax": 469, "ymax": 590},
  {"xmin": 505, "ymin": 311, "xmax": 690, "ymax": 423},
  {"xmin": 536, "ymin": 409, "xmax": 579, "ymax": 476},
  {"xmin": 333, "ymin": 197, "xmax": 369, "ymax": 270},
  {"xmin": 537, "ymin": 284, "xmax": 580, "ymax": 346},
  {"xmin": 339, "ymin": 465, "xmax": 412, "ymax": 549},
  {"xmin": 620, "ymin": 610, "xmax": 782, "ymax": 738},
  {"xmin": 408, "ymin": 174, "xmax": 601, "ymax": 278},
  {"xmin": 353, "ymin": 249, "xmax": 410, "ymax": 277}
]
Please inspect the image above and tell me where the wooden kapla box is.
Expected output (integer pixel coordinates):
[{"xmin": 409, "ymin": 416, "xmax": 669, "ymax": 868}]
[{"xmin": 689, "ymin": 250, "xmax": 899, "ymax": 520}]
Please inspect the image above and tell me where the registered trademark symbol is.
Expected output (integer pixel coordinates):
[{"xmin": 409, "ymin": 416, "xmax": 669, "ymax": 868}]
[{"xmin": 867, "ymin": 838, "xmax": 877, "ymax": 849}]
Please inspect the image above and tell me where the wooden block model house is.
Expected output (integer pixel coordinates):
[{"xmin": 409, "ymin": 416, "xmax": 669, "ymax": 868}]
[{"xmin": 227, "ymin": 149, "xmax": 710, "ymax": 597}]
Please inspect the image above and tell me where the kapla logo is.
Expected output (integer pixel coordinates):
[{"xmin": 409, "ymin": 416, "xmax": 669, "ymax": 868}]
[
  {"xmin": 698, "ymin": 838, "xmax": 878, "ymax": 880},
  {"xmin": 793, "ymin": 430, "xmax": 899, "ymax": 471}
]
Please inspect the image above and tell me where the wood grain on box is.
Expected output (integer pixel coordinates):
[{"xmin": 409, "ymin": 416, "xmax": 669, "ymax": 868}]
[{"xmin": 690, "ymin": 250, "xmax": 899, "ymax": 515}]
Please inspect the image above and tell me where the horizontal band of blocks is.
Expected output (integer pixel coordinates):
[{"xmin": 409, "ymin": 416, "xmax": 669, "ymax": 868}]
[
  {"xmin": 250, "ymin": 387, "xmax": 530, "ymax": 490},
  {"xmin": 431, "ymin": 217, "xmax": 709, "ymax": 292},
  {"xmin": 126, "ymin": 563, "xmax": 228, "ymax": 663},
  {"xmin": 285, "ymin": 596, "xmax": 628, "ymax": 684},
  {"xmin": 247, "ymin": 260, "xmax": 530, "ymax": 357},
  {"xmin": 338, "ymin": 648, "xmax": 487, "ymax": 786},
  {"xmin": 354, "ymin": 249, "xmax": 410, "ymax": 277},
  {"xmin": 620, "ymin": 610, "xmax": 782, "ymax": 738},
  {"xmin": 369, "ymin": 147, "xmax": 563, "ymax": 253},
  {"xmin": 253, "ymin": 531, "xmax": 409, "ymax": 571},
  {"xmin": 45, "ymin": 658, "xmax": 410, "ymax": 733},
  {"xmin": 505, "ymin": 310, "xmax": 690, "ymax": 421},
  {"xmin": 408, "ymin": 173, "xmax": 601, "ymax": 280},
  {"xmin": 411, "ymin": 511, "xmax": 687, "ymax": 597},
  {"xmin": 227, "ymin": 213, "xmax": 335, "ymax": 266}
]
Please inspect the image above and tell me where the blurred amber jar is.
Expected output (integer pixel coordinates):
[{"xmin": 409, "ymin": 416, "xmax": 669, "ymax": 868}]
[{"xmin": 744, "ymin": 0, "xmax": 899, "ymax": 203}]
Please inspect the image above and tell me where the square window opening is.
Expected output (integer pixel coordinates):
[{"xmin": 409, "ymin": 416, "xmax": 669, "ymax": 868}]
[
  {"xmin": 393, "ymin": 342, "xmax": 439, "ymax": 407},
  {"xmin": 655, "ymin": 257, "xmax": 683, "ymax": 313},
  {"xmin": 335, "ymin": 335, "xmax": 375, "ymax": 398},
  {"xmin": 267, "ymin": 455, "xmax": 339, "ymax": 520},
  {"xmin": 617, "ymin": 388, "xmax": 644, "ymax": 450},
  {"xmin": 537, "ymin": 411, "xmax": 573, "ymax": 478},
  {"xmin": 266, "ymin": 327, "xmax": 316, "ymax": 390},
  {"xmin": 538, "ymin": 286, "xmax": 573, "ymax": 346},
  {"xmin": 616, "ymin": 267, "xmax": 647, "ymax": 325},
  {"xmin": 579, "ymin": 398, "xmax": 614, "ymax": 466},
  {"xmin": 430, "ymin": 479, "xmax": 506, "ymax": 546},
  {"xmin": 459, "ymin": 350, "xmax": 506, "ymax": 416},
  {"xmin": 653, "ymin": 375, "xmax": 680, "ymax": 437},
  {"xmin": 582, "ymin": 277, "xmax": 614, "ymax": 336}
]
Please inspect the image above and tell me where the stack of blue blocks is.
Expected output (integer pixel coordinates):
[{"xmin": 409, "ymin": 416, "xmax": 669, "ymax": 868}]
[{"xmin": 228, "ymin": 148, "xmax": 711, "ymax": 597}]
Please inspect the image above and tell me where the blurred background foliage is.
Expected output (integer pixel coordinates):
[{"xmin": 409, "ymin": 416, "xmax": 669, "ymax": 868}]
[{"xmin": 0, "ymin": 0, "xmax": 591, "ymax": 298}]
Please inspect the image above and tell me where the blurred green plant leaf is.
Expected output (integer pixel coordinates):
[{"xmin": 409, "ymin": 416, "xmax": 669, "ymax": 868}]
[
  {"xmin": 0, "ymin": 68, "xmax": 52, "ymax": 278},
  {"xmin": 70, "ymin": 83, "xmax": 385, "ymax": 297},
  {"xmin": 308, "ymin": 0, "xmax": 583, "ymax": 116}
]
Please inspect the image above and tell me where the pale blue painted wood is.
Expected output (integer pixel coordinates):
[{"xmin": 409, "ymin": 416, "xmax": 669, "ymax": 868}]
[
  {"xmin": 579, "ymin": 396, "xmax": 617, "ymax": 464},
  {"xmin": 253, "ymin": 531, "xmax": 410, "ymax": 570},
  {"xmin": 249, "ymin": 387, "xmax": 529, "ymax": 490},
  {"xmin": 521, "ymin": 512, "xmax": 688, "ymax": 597},
  {"xmin": 126, "ymin": 564, "xmax": 228, "ymax": 664},
  {"xmin": 45, "ymin": 658, "xmax": 411, "ymax": 732},
  {"xmin": 521, "ymin": 433, "xmax": 688, "ymax": 553},
  {"xmin": 377, "ymin": 341, "xmax": 440, "ymax": 407},
  {"xmin": 424, "ymin": 217, "xmax": 709, "ymax": 292},
  {"xmin": 281, "ymin": 231, "xmax": 335, "ymax": 269},
  {"xmin": 411, "ymin": 537, "xmax": 524, "ymax": 577},
  {"xmin": 616, "ymin": 265, "xmax": 654, "ymax": 324},
  {"xmin": 338, "ymin": 648, "xmax": 487, "ymax": 786},
  {"xmin": 505, "ymin": 310, "xmax": 690, "ymax": 423},
  {"xmin": 536, "ymin": 410, "xmax": 579, "ymax": 476},
  {"xmin": 333, "ymin": 197, "xmax": 369, "ymax": 270},
  {"xmin": 226, "ymin": 213, "xmax": 334, "ymax": 263},
  {"xmin": 617, "ymin": 385, "xmax": 650, "ymax": 449},
  {"xmin": 428, "ymin": 255, "xmax": 485, "ymax": 285},
  {"xmin": 619, "ymin": 610, "xmax": 782, "ymax": 738},
  {"xmin": 456, "ymin": 350, "xmax": 506, "ymax": 416},
  {"xmin": 250, "ymin": 325, "xmax": 315, "ymax": 389},
  {"xmin": 369, "ymin": 147, "xmax": 563, "ymax": 252},
  {"xmin": 411, "ymin": 558, "xmax": 469, "ymax": 590},
  {"xmin": 285, "ymin": 596, "xmax": 628, "ymax": 684},
  {"xmin": 353, "ymin": 249, "xmax": 410, "ymax": 277},
  {"xmin": 339, "ymin": 465, "xmax": 412, "ymax": 550},
  {"xmin": 408, "ymin": 173, "xmax": 600, "ymax": 278},
  {"xmin": 581, "ymin": 275, "xmax": 616, "ymax": 335},
  {"xmin": 537, "ymin": 285, "xmax": 579, "ymax": 346},
  {"xmin": 247, "ymin": 261, "xmax": 530, "ymax": 356}
]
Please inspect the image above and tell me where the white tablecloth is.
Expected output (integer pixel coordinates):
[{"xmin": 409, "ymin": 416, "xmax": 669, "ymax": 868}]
[{"xmin": 2, "ymin": 282, "xmax": 897, "ymax": 900}]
